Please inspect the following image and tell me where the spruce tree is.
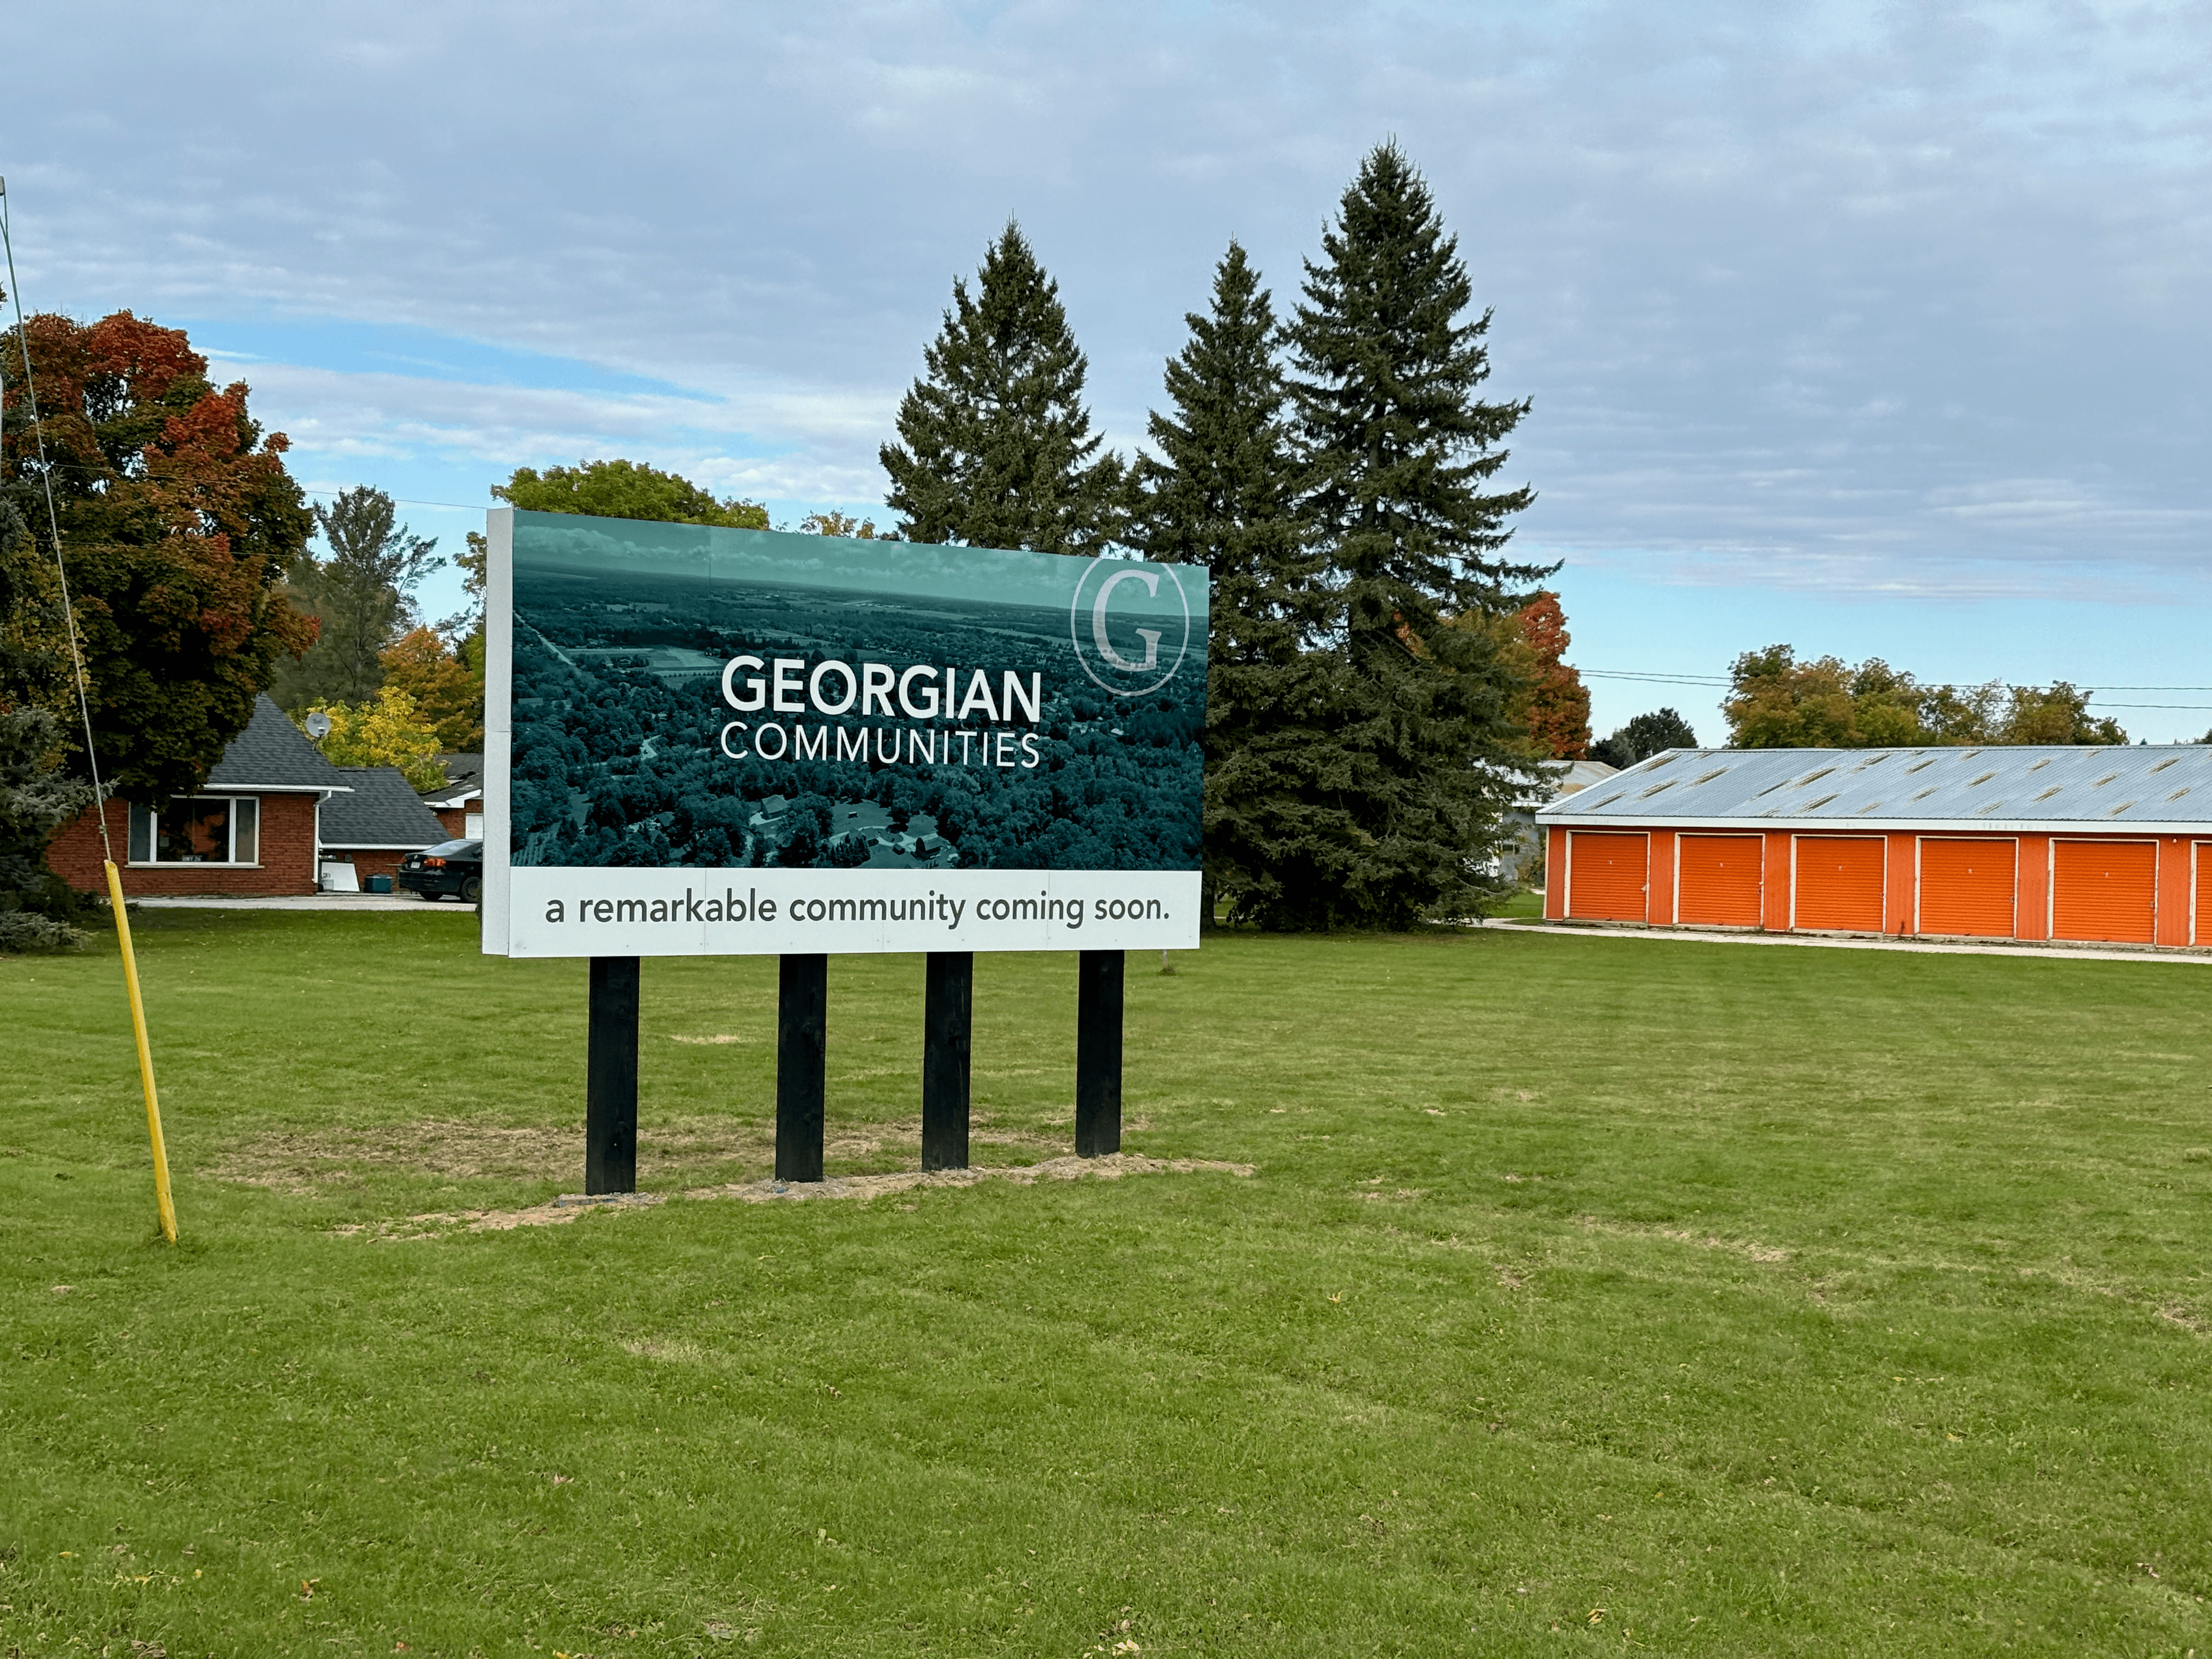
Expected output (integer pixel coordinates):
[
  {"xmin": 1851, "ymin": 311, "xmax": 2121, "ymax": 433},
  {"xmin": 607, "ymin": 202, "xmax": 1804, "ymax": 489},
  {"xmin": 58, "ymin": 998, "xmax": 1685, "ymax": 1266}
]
[
  {"xmin": 1274, "ymin": 142, "xmax": 1550, "ymax": 929},
  {"xmin": 881, "ymin": 222, "xmax": 1126, "ymax": 553},
  {"xmin": 1135, "ymin": 241, "xmax": 1322, "ymax": 922}
]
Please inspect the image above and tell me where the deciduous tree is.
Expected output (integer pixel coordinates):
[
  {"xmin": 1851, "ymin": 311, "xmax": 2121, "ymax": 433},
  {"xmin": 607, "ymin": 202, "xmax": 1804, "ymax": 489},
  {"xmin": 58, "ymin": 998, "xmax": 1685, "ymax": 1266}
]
[
  {"xmin": 798, "ymin": 510, "xmax": 892, "ymax": 539},
  {"xmin": 496, "ymin": 460, "xmax": 768, "ymax": 528},
  {"xmin": 378, "ymin": 626, "xmax": 483, "ymax": 752},
  {"xmin": 0, "ymin": 309, "xmax": 316, "ymax": 800},
  {"xmin": 1513, "ymin": 592, "xmax": 1590, "ymax": 760},
  {"xmin": 881, "ymin": 222, "xmax": 1127, "ymax": 554},
  {"xmin": 1724, "ymin": 645, "xmax": 2127, "ymax": 747},
  {"xmin": 1590, "ymin": 707, "xmax": 1698, "ymax": 768},
  {"xmin": 304, "ymin": 684, "xmax": 446, "ymax": 791}
]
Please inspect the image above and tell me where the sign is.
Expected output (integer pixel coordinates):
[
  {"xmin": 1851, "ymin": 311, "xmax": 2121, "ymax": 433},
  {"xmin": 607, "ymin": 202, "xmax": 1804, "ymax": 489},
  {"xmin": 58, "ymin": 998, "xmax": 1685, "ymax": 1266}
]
[{"xmin": 482, "ymin": 510, "xmax": 1206, "ymax": 957}]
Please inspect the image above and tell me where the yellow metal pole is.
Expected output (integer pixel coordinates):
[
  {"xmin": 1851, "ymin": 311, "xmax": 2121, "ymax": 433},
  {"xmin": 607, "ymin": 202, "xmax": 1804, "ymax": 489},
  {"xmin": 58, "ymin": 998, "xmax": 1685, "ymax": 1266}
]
[{"xmin": 103, "ymin": 859, "xmax": 176, "ymax": 1244}]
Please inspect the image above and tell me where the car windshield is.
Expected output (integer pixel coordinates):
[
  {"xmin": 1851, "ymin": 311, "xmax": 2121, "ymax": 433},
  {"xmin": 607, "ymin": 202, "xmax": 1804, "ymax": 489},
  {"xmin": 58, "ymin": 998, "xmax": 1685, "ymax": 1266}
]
[{"xmin": 426, "ymin": 839, "xmax": 480, "ymax": 857}]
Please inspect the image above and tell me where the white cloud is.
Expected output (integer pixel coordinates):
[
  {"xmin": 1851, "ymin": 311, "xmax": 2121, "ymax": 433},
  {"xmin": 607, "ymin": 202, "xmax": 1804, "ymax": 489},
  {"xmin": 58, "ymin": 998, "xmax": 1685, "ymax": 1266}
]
[{"xmin": 8, "ymin": 0, "xmax": 2210, "ymax": 599}]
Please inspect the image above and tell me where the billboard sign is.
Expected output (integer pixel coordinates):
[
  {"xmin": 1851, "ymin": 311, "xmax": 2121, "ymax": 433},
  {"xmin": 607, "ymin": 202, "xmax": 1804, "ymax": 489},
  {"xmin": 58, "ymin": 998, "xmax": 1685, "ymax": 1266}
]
[{"xmin": 482, "ymin": 510, "xmax": 1206, "ymax": 958}]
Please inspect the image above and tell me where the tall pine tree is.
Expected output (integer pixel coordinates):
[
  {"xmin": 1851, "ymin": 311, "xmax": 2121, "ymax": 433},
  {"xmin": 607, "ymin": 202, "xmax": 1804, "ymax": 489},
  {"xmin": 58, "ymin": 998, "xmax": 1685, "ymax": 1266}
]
[
  {"xmin": 1134, "ymin": 241, "xmax": 1321, "ymax": 921},
  {"xmin": 1272, "ymin": 142, "xmax": 1550, "ymax": 929},
  {"xmin": 881, "ymin": 222, "xmax": 1126, "ymax": 552}
]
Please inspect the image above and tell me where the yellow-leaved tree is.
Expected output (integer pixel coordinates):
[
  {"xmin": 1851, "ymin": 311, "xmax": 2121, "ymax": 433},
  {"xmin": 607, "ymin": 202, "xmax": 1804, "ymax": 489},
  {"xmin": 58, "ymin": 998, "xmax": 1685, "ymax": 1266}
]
[
  {"xmin": 303, "ymin": 686, "xmax": 446, "ymax": 791},
  {"xmin": 378, "ymin": 626, "xmax": 483, "ymax": 751}
]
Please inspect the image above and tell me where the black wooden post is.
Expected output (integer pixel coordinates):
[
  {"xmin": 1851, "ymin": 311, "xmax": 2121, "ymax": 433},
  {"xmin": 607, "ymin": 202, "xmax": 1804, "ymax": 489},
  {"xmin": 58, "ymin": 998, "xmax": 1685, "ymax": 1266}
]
[
  {"xmin": 585, "ymin": 955, "xmax": 640, "ymax": 1195},
  {"xmin": 1074, "ymin": 948, "xmax": 1123, "ymax": 1158},
  {"xmin": 776, "ymin": 953, "xmax": 828, "ymax": 1182},
  {"xmin": 922, "ymin": 950, "xmax": 972, "ymax": 1171}
]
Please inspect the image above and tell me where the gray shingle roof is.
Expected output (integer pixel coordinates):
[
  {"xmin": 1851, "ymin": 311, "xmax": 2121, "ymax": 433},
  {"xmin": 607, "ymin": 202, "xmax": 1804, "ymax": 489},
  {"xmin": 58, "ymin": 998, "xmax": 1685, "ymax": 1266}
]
[
  {"xmin": 1537, "ymin": 745, "xmax": 2212, "ymax": 832},
  {"xmin": 320, "ymin": 767, "xmax": 452, "ymax": 850},
  {"xmin": 204, "ymin": 694, "xmax": 350, "ymax": 793},
  {"xmin": 421, "ymin": 752, "xmax": 484, "ymax": 806}
]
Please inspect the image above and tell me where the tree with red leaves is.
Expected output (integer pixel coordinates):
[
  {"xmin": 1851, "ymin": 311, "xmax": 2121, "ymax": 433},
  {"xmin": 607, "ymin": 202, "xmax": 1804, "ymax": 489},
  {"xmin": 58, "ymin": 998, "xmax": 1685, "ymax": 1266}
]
[
  {"xmin": 1514, "ymin": 590, "xmax": 1590, "ymax": 759},
  {"xmin": 0, "ymin": 309, "xmax": 315, "ymax": 799}
]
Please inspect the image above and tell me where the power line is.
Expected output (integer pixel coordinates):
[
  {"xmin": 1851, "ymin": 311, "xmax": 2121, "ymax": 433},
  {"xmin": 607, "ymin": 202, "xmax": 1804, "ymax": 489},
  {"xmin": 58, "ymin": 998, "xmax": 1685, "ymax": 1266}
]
[{"xmin": 1578, "ymin": 668, "xmax": 2212, "ymax": 696}]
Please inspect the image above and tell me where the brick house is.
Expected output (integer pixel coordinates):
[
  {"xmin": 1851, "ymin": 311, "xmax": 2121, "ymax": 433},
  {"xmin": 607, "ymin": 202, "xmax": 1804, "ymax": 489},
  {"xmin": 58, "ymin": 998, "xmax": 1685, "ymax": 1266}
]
[
  {"xmin": 47, "ymin": 694, "xmax": 349, "ymax": 897},
  {"xmin": 419, "ymin": 752, "xmax": 483, "ymax": 841},
  {"xmin": 319, "ymin": 767, "xmax": 452, "ymax": 888}
]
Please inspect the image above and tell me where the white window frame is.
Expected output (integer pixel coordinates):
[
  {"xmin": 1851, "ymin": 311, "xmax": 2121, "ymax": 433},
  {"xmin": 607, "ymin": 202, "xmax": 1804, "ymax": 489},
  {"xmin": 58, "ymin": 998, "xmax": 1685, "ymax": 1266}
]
[{"xmin": 128, "ymin": 795, "xmax": 262, "ymax": 867}]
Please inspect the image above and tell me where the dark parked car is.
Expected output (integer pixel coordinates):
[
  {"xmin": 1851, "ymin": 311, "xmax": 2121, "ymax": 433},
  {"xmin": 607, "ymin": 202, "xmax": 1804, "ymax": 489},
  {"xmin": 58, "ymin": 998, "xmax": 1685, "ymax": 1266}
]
[{"xmin": 397, "ymin": 839, "xmax": 483, "ymax": 903}]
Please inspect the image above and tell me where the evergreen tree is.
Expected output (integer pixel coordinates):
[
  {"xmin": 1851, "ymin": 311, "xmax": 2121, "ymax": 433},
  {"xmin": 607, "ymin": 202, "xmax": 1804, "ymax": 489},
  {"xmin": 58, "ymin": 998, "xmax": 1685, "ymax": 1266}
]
[
  {"xmin": 881, "ymin": 222, "xmax": 1126, "ymax": 553},
  {"xmin": 1134, "ymin": 241, "xmax": 1321, "ymax": 922},
  {"xmin": 0, "ymin": 706, "xmax": 94, "ymax": 950},
  {"xmin": 1274, "ymin": 142, "xmax": 1550, "ymax": 928}
]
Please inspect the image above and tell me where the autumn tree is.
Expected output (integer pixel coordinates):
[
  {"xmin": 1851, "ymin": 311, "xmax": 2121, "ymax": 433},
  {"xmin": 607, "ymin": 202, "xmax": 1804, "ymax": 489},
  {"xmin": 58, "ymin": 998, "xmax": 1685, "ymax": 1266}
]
[
  {"xmin": 1275, "ymin": 143, "xmax": 1548, "ymax": 927},
  {"xmin": 0, "ymin": 309, "xmax": 315, "ymax": 800},
  {"xmin": 379, "ymin": 626, "xmax": 483, "ymax": 751},
  {"xmin": 881, "ymin": 221, "xmax": 1127, "ymax": 554},
  {"xmin": 304, "ymin": 684, "xmax": 445, "ymax": 791},
  {"xmin": 1513, "ymin": 592, "xmax": 1590, "ymax": 759},
  {"xmin": 496, "ymin": 460, "xmax": 768, "ymax": 528}
]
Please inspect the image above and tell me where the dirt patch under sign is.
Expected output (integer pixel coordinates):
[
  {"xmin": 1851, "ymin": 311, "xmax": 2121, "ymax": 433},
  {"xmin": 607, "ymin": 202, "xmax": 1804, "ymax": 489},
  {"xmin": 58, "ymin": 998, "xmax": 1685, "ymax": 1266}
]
[{"xmin": 331, "ymin": 1153, "xmax": 1256, "ymax": 1239}]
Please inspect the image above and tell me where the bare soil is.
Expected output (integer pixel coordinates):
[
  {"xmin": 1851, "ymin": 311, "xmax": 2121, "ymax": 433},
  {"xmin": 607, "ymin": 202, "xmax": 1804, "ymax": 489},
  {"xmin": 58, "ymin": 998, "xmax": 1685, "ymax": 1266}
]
[
  {"xmin": 207, "ymin": 1113, "xmax": 1066, "ymax": 1195},
  {"xmin": 331, "ymin": 1153, "xmax": 1259, "ymax": 1238}
]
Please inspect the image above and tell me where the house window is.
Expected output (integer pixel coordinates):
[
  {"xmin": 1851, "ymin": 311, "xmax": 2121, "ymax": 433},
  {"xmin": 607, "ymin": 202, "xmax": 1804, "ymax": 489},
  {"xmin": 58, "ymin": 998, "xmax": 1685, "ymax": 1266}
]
[
  {"xmin": 130, "ymin": 796, "xmax": 260, "ymax": 864},
  {"xmin": 465, "ymin": 812, "xmax": 484, "ymax": 838}
]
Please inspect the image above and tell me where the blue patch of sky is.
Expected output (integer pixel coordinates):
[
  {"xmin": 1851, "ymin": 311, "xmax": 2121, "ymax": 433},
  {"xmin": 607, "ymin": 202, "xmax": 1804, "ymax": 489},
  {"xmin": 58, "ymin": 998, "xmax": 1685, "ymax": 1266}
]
[
  {"xmin": 1558, "ymin": 564, "xmax": 2212, "ymax": 748},
  {"xmin": 176, "ymin": 314, "xmax": 710, "ymax": 400},
  {"xmin": 172, "ymin": 312, "xmax": 889, "ymax": 621}
]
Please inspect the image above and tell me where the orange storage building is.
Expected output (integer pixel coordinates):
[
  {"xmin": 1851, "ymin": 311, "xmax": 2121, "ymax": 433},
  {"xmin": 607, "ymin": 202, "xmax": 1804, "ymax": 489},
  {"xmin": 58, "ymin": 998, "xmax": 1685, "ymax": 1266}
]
[{"xmin": 1536, "ymin": 745, "xmax": 2212, "ymax": 949}]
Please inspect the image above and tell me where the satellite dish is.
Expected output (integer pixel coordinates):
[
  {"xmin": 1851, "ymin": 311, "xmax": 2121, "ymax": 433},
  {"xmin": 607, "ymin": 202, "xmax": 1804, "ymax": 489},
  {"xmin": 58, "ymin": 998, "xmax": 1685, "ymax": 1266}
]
[{"xmin": 305, "ymin": 710, "xmax": 333, "ymax": 740}]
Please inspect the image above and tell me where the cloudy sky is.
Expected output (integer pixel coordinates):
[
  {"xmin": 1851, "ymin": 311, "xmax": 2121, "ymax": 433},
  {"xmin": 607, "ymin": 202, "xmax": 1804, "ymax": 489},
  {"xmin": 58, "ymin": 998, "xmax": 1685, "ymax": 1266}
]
[{"xmin": 11, "ymin": 1, "xmax": 2211, "ymax": 738}]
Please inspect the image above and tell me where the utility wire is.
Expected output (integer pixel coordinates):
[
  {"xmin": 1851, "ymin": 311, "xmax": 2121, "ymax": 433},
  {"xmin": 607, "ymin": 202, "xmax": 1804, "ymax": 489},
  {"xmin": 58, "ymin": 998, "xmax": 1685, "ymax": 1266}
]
[
  {"xmin": 1, "ymin": 178, "xmax": 113, "ymax": 863},
  {"xmin": 1578, "ymin": 668, "xmax": 2212, "ymax": 700}
]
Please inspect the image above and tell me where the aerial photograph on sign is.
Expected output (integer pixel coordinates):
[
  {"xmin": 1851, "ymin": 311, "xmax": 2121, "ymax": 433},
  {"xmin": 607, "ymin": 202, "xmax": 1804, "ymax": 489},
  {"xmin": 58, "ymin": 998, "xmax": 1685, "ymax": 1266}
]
[{"xmin": 509, "ymin": 510, "xmax": 1201, "ymax": 872}]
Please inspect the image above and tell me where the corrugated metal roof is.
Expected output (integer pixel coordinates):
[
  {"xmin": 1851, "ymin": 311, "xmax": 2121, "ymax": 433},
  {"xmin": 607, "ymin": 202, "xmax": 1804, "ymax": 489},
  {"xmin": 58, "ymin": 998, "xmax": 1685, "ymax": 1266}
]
[
  {"xmin": 1535, "ymin": 745, "xmax": 2212, "ymax": 832},
  {"xmin": 320, "ymin": 767, "xmax": 451, "ymax": 850}
]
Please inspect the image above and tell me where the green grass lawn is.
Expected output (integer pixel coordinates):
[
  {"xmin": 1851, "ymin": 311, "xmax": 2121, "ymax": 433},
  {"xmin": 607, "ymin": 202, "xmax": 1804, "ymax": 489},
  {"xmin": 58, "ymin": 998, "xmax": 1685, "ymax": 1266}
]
[
  {"xmin": 5, "ymin": 912, "xmax": 2211, "ymax": 1657},
  {"xmin": 1490, "ymin": 888, "xmax": 1543, "ymax": 919}
]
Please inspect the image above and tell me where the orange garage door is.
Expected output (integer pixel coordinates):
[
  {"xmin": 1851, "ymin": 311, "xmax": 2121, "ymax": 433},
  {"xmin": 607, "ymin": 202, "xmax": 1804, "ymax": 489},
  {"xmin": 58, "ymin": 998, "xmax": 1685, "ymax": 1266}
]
[
  {"xmin": 1677, "ymin": 835, "xmax": 1763, "ymax": 926},
  {"xmin": 1568, "ymin": 831, "xmax": 1649, "ymax": 921},
  {"xmin": 1793, "ymin": 837, "xmax": 1885, "ymax": 931},
  {"xmin": 2051, "ymin": 840, "xmax": 2156, "ymax": 944},
  {"xmin": 1918, "ymin": 838, "xmax": 2017, "ymax": 938},
  {"xmin": 2200, "ymin": 844, "xmax": 2212, "ymax": 945}
]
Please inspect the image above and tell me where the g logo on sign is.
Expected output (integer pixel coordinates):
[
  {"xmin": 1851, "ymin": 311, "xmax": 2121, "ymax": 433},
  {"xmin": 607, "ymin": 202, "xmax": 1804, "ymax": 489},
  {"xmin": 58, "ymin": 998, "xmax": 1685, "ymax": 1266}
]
[{"xmin": 1069, "ymin": 559, "xmax": 1192, "ymax": 698}]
